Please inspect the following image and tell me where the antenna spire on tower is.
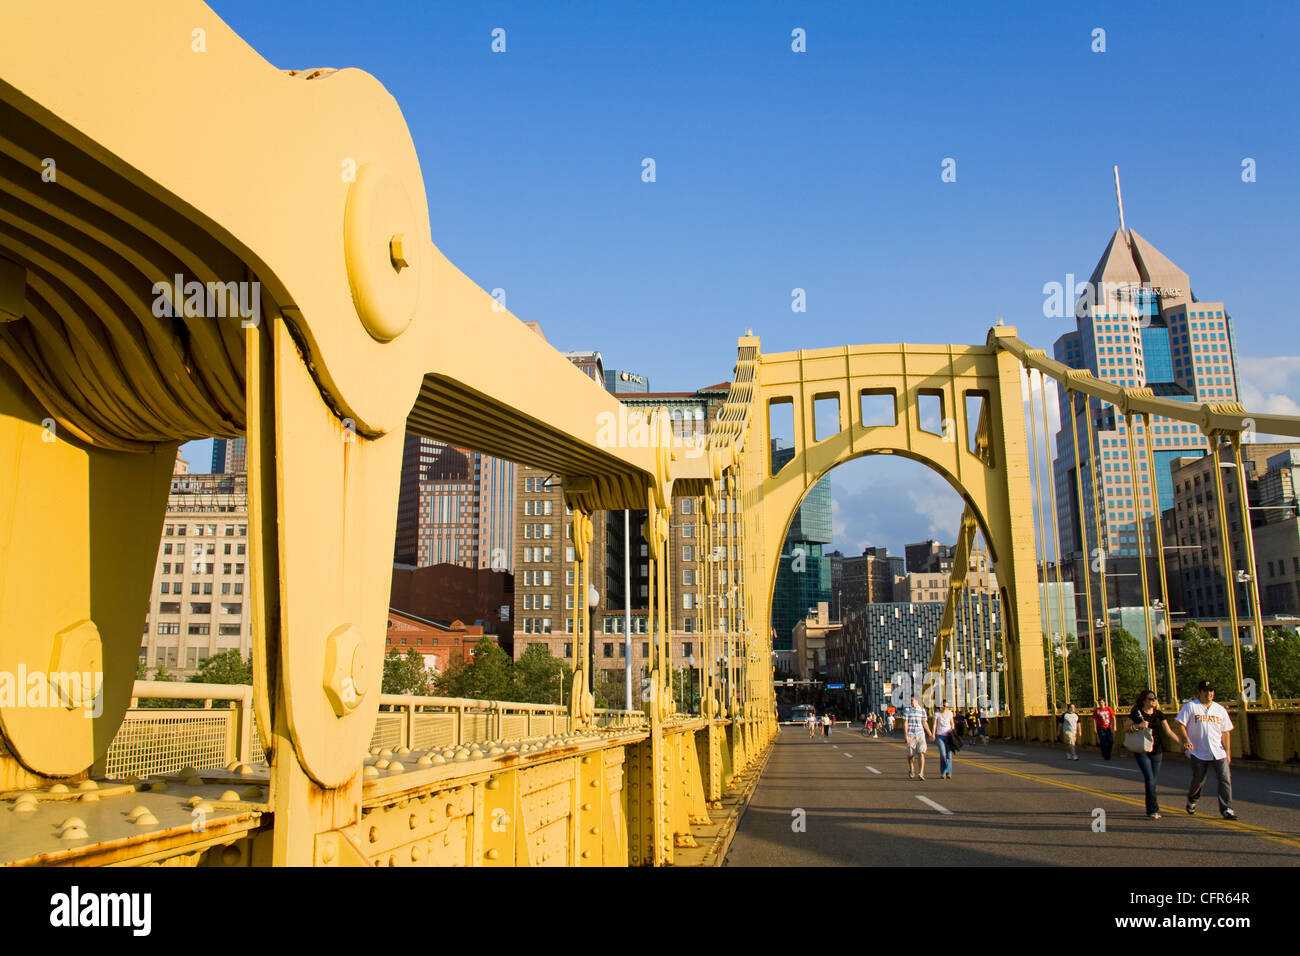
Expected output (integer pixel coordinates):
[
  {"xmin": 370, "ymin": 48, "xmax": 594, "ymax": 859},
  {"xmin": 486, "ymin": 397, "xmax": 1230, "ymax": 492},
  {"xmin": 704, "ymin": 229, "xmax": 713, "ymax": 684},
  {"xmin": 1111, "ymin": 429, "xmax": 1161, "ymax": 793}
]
[{"xmin": 1113, "ymin": 165, "xmax": 1128, "ymax": 238}]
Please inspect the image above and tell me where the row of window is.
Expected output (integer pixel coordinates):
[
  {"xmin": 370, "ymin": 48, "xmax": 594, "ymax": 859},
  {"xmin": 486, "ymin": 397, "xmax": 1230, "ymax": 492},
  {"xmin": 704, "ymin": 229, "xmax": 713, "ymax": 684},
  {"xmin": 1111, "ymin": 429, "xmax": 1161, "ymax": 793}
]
[
  {"xmin": 163, "ymin": 523, "xmax": 247, "ymax": 537},
  {"xmin": 162, "ymin": 542, "xmax": 247, "ymax": 556},
  {"xmin": 161, "ymin": 582, "xmax": 245, "ymax": 595},
  {"xmin": 161, "ymin": 562, "xmax": 244, "ymax": 574}
]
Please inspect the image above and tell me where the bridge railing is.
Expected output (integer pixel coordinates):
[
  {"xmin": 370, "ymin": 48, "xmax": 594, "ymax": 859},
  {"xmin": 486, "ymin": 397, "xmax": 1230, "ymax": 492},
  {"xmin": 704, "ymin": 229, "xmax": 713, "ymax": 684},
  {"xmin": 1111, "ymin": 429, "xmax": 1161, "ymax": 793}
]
[
  {"xmin": 104, "ymin": 684, "xmax": 651, "ymax": 778},
  {"xmin": 104, "ymin": 680, "xmax": 263, "ymax": 779},
  {"xmin": 371, "ymin": 695, "xmax": 647, "ymax": 751}
]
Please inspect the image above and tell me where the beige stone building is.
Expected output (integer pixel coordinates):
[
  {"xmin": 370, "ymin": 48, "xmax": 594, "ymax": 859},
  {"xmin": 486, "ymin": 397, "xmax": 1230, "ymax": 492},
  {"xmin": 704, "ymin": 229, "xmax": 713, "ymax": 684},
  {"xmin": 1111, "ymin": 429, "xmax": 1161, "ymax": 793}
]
[
  {"xmin": 508, "ymin": 339, "xmax": 735, "ymax": 706},
  {"xmin": 141, "ymin": 454, "xmax": 250, "ymax": 675},
  {"xmin": 792, "ymin": 601, "xmax": 838, "ymax": 680},
  {"xmin": 903, "ymin": 546, "xmax": 998, "ymax": 603}
]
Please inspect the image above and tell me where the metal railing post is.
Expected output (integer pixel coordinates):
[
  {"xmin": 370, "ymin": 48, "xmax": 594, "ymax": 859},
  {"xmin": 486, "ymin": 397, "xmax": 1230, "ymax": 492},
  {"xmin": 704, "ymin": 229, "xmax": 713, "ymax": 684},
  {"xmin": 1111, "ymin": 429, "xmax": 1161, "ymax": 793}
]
[{"xmin": 237, "ymin": 686, "xmax": 253, "ymax": 766}]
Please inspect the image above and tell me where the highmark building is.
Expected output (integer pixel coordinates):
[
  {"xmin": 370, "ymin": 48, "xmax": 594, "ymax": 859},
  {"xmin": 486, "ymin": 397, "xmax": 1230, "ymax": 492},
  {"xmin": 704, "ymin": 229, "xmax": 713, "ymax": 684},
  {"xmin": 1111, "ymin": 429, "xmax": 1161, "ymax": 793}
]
[{"xmin": 1052, "ymin": 222, "xmax": 1238, "ymax": 616}]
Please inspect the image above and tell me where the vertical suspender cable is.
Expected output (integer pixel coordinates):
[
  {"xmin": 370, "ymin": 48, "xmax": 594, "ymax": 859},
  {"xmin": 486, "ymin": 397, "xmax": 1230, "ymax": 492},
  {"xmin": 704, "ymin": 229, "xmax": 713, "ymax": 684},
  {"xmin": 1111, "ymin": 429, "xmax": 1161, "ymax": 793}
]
[
  {"xmin": 1124, "ymin": 411, "xmax": 1157, "ymax": 692},
  {"xmin": 1141, "ymin": 413, "xmax": 1177, "ymax": 703},
  {"xmin": 1069, "ymin": 390, "xmax": 1100, "ymax": 706},
  {"xmin": 1025, "ymin": 364, "xmax": 1054, "ymax": 713},
  {"xmin": 1039, "ymin": 371, "xmax": 1072, "ymax": 708},
  {"xmin": 1231, "ymin": 435, "xmax": 1272, "ymax": 706}
]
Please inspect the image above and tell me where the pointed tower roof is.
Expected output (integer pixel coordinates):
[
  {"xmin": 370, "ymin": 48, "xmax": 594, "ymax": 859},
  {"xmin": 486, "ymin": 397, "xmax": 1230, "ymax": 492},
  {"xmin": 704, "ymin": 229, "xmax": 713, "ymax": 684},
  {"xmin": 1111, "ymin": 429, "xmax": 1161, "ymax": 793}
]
[
  {"xmin": 1085, "ymin": 229, "xmax": 1142, "ymax": 290},
  {"xmin": 1128, "ymin": 229, "xmax": 1190, "ymax": 305}
]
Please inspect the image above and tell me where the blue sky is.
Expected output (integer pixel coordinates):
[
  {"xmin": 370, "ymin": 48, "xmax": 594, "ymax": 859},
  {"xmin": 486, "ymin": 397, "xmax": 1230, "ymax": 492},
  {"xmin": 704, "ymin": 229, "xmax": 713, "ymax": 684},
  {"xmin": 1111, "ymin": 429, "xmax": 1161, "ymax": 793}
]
[{"xmin": 190, "ymin": 0, "xmax": 1300, "ymax": 555}]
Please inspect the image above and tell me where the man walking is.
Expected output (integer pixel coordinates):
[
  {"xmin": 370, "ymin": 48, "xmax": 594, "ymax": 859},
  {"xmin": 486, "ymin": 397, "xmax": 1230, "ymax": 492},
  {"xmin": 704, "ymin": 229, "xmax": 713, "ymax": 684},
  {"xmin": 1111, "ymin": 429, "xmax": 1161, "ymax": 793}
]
[
  {"xmin": 1093, "ymin": 698, "xmax": 1115, "ymax": 761},
  {"xmin": 902, "ymin": 695, "xmax": 935, "ymax": 780},
  {"xmin": 1062, "ymin": 703, "xmax": 1080, "ymax": 760},
  {"xmin": 1173, "ymin": 681, "xmax": 1237, "ymax": 820}
]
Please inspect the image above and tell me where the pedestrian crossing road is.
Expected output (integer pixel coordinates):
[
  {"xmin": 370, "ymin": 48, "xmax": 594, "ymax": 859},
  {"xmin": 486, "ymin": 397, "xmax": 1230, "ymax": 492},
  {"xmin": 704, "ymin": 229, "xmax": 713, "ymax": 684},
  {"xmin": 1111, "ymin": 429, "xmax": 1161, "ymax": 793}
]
[{"xmin": 723, "ymin": 728, "xmax": 1300, "ymax": 866}]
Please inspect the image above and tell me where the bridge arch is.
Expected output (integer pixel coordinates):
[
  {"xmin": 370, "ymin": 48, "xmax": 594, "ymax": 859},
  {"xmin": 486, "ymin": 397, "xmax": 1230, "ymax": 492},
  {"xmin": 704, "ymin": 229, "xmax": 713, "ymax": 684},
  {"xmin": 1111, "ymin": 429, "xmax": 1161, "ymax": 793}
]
[{"xmin": 743, "ymin": 333, "xmax": 1049, "ymax": 731}]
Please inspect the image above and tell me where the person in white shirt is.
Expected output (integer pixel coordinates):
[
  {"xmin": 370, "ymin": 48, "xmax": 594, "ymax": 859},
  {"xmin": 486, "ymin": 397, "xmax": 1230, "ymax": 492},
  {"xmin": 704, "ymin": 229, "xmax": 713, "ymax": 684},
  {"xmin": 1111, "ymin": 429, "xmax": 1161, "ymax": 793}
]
[
  {"xmin": 933, "ymin": 702, "xmax": 956, "ymax": 778},
  {"xmin": 1061, "ymin": 703, "xmax": 1080, "ymax": 761},
  {"xmin": 1172, "ymin": 680, "xmax": 1236, "ymax": 820}
]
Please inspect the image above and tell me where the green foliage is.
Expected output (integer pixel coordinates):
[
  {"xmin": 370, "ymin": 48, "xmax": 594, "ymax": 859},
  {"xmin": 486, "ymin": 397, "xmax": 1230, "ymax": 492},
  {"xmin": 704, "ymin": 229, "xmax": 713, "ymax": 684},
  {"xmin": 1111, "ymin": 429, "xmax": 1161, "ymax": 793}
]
[
  {"xmin": 1110, "ymin": 629, "xmax": 1151, "ymax": 710},
  {"xmin": 434, "ymin": 638, "xmax": 515, "ymax": 700},
  {"xmin": 513, "ymin": 643, "xmax": 573, "ymax": 705},
  {"xmin": 381, "ymin": 647, "xmax": 436, "ymax": 696},
  {"xmin": 135, "ymin": 657, "xmax": 148, "ymax": 681},
  {"xmin": 189, "ymin": 649, "xmax": 252, "ymax": 686},
  {"xmin": 1175, "ymin": 621, "xmax": 1237, "ymax": 701},
  {"xmin": 671, "ymin": 666, "xmax": 701, "ymax": 714},
  {"xmin": 1244, "ymin": 626, "xmax": 1300, "ymax": 700}
]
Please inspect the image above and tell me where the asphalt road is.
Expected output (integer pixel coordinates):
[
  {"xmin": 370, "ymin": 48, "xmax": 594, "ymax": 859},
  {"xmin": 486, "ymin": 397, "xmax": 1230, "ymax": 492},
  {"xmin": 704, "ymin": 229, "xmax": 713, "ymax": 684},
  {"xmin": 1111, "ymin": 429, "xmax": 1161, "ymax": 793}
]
[{"xmin": 724, "ymin": 726, "xmax": 1300, "ymax": 866}]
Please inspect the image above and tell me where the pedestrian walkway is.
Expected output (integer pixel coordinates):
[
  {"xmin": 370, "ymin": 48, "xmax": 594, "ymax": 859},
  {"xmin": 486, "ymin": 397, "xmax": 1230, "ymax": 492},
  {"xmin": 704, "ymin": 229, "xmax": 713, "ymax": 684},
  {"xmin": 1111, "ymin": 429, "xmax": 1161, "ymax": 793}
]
[{"xmin": 723, "ymin": 728, "xmax": 1300, "ymax": 866}]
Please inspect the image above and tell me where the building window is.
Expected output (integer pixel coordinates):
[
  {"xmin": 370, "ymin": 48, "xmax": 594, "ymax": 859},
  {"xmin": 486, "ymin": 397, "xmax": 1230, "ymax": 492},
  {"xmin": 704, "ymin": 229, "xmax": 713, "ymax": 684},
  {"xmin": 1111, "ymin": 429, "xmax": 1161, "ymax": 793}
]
[
  {"xmin": 603, "ymin": 643, "xmax": 613, "ymax": 658},
  {"xmin": 683, "ymin": 641, "xmax": 693, "ymax": 659}
]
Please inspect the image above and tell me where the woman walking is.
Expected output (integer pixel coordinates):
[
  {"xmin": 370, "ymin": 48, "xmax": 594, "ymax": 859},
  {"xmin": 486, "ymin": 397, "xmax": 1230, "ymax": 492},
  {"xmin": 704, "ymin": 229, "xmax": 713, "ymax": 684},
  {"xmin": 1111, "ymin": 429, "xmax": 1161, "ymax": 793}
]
[
  {"xmin": 1127, "ymin": 689, "xmax": 1182, "ymax": 820},
  {"xmin": 933, "ymin": 701, "xmax": 956, "ymax": 778}
]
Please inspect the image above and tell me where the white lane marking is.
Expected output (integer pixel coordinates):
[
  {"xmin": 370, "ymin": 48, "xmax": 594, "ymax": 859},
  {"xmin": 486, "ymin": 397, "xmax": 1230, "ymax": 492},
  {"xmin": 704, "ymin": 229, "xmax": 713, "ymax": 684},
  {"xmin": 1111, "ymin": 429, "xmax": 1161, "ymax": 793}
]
[
  {"xmin": 1002, "ymin": 751, "xmax": 1025, "ymax": 756},
  {"xmin": 916, "ymin": 795, "xmax": 953, "ymax": 815},
  {"xmin": 1092, "ymin": 763, "xmax": 1138, "ymax": 773},
  {"xmin": 866, "ymin": 766, "xmax": 881, "ymax": 775},
  {"xmin": 832, "ymin": 745, "xmax": 838, "ymax": 749},
  {"xmin": 1270, "ymin": 790, "xmax": 1300, "ymax": 797},
  {"xmin": 842, "ymin": 752, "xmax": 853, "ymax": 757}
]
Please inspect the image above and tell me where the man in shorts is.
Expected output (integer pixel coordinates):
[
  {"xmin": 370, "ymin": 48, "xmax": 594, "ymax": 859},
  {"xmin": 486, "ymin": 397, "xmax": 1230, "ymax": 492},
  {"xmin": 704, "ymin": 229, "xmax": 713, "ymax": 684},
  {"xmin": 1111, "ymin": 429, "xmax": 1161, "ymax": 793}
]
[{"xmin": 902, "ymin": 695, "xmax": 935, "ymax": 780}]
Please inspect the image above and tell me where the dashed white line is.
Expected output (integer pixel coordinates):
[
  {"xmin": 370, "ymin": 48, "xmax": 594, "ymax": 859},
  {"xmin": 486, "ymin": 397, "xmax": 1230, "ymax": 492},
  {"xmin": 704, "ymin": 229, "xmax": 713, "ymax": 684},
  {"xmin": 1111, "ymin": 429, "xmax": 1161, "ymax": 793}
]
[
  {"xmin": 916, "ymin": 795, "xmax": 953, "ymax": 815},
  {"xmin": 1092, "ymin": 763, "xmax": 1138, "ymax": 773},
  {"xmin": 1002, "ymin": 750, "xmax": 1025, "ymax": 756},
  {"xmin": 842, "ymin": 752, "xmax": 853, "ymax": 757},
  {"xmin": 866, "ymin": 766, "xmax": 881, "ymax": 775},
  {"xmin": 1270, "ymin": 790, "xmax": 1300, "ymax": 798}
]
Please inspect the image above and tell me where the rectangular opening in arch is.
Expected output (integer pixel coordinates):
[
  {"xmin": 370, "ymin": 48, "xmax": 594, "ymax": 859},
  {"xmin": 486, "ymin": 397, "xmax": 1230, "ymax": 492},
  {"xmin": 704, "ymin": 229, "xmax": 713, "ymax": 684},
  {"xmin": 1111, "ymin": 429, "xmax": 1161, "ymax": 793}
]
[
  {"xmin": 812, "ymin": 393, "xmax": 841, "ymax": 442},
  {"xmin": 859, "ymin": 388, "xmax": 896, "ymax": 428},
  {"xmin": 964, "ymin": 390, "xmax": 991, "ymax": 460},
  {"xmin": 768, "ymin": 397, "xmax": 794, "ymax": 475},
  {"xmin": 917, "ymin": 389, "xmax": 947, "ymax": 438}
]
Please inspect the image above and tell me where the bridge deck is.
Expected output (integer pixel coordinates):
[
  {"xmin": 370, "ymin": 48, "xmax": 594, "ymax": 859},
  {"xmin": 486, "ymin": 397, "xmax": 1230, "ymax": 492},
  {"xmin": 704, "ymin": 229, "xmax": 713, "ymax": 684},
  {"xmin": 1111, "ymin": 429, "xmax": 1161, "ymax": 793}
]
[{"xmin": 725, "ymin": 728, "xmax": 1300, "ymax": 866}]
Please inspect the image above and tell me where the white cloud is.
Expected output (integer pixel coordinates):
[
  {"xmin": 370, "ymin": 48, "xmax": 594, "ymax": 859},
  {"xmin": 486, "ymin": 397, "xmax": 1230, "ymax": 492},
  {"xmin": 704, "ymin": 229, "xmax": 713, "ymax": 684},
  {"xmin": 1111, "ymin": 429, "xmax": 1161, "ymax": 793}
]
[{"xmin": 1237, "ymin": 356, "xmax": 1300, "ymax": 398}]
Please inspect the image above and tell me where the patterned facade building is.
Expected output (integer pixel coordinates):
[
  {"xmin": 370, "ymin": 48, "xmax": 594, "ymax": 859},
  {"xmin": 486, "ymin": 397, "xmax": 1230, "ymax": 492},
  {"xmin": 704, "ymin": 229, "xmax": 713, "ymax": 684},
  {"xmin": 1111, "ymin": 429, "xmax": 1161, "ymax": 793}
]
[
  {"xmin": 828, "ymin": 595, "xmax": 1000, "ymax": 715},
  {"xmin": 394, "ymin": 434, "xmax": 515, "ymax": 573}
]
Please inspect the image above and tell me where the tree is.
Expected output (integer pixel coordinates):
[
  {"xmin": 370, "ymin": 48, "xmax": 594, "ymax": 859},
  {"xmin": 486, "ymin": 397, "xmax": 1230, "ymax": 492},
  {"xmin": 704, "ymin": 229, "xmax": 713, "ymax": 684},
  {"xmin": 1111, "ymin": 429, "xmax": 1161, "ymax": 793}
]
[
  {"xmin": 189, "ymin": 649, "xmax": 252, "ymax": 686},
  {"xmin": 135, "ymin": 657, "xmax": 148, "ymax": 681},
  {"xmin": 1244, "ymin": 626, "xmax": 1300, "ymax": 700},
  {"xmin": 1175, "ymin": 621, "xmax": 1237, "ymax": 701},
  {"xmin": 1109, "ymin": 629, "xmax": 1150, "ymax": 710},
  {"xmin": 434, "ymin": 638, "xmax": 514, "ymax": 700},
  {"xmin": 513, "ymin": 643, "xmax": 572, "ymax": 705},
  {"xmin": 381, "ymin": 647, "xmax": 435, "ymax": 696}
]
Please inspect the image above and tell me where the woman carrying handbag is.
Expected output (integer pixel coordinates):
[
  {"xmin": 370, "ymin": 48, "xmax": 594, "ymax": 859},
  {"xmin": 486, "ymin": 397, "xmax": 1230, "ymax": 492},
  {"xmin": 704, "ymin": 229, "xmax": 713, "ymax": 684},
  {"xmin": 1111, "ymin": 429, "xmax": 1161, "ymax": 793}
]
[{"xmin": 1126, "ymin": 689, "xmax": 1183, "ymax": 820}]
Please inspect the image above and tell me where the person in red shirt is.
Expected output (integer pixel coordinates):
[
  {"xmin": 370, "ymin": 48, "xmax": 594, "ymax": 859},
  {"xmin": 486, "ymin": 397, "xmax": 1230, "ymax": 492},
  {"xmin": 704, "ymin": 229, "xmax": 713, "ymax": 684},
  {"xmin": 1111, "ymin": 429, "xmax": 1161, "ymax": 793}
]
[{"xmin": 1093, "ymin": 698, "xmax": 1116, "ymax": 761}]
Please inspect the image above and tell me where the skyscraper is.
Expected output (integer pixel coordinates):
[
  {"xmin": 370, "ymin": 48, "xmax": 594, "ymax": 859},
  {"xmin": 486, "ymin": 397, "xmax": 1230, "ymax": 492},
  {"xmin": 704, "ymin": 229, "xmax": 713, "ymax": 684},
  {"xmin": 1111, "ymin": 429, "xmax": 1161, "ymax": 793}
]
[
  {"xmin": 1052, "ymin": 197, "xmax": 1237, "ymax": 574},
  {"xmin": 210, "ymin": 437, "xmax": 245, "ymax": 475},
  {"xmin": 770, "ymin": 441, "xmax": 832, "ymax": 650},
  {"xmin": 393, "ymin": 434, "xmax": 515, "ymax": 572}
]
